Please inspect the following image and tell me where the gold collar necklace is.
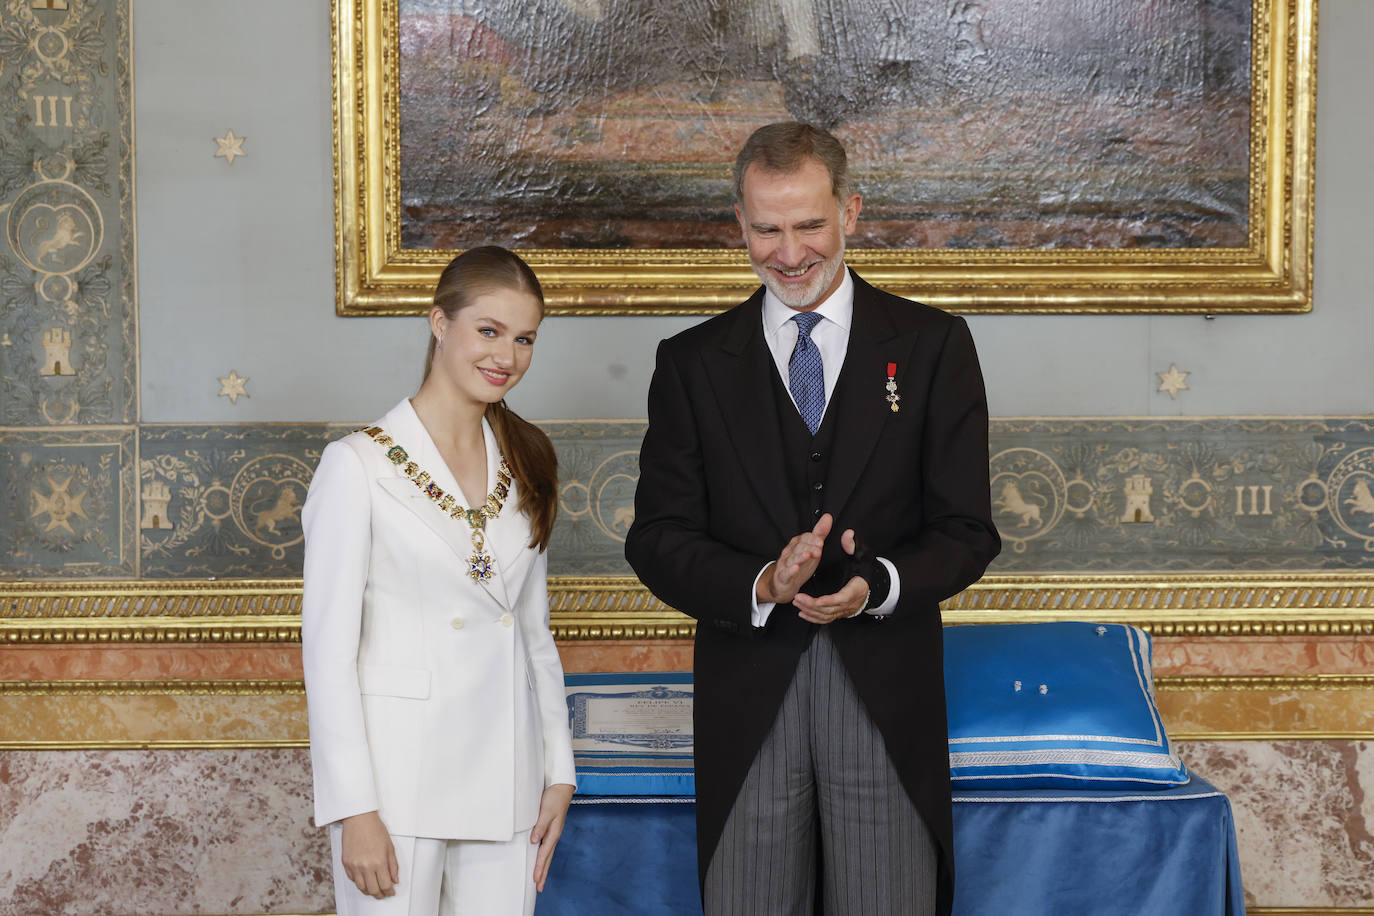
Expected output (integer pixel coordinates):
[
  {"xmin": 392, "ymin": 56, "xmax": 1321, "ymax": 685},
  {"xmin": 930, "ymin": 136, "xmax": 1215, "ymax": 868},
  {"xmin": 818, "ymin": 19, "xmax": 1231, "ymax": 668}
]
[{"xmin": 361, "ymin": 426, "xmax": 512, "ymax": 584}]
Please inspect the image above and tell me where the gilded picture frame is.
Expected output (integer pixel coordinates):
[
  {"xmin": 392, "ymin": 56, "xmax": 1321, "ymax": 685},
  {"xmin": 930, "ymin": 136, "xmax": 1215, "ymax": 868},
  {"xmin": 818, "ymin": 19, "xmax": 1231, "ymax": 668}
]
[{"xmin": 332, "ymin": 0, "xmax": 1315, "ymax": 315}]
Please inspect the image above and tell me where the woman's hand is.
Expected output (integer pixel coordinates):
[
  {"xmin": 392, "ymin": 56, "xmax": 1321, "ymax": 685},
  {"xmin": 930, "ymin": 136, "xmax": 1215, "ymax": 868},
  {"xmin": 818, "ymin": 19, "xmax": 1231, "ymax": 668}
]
[
  {"xmin": 530, "ymin": 783, "xmax": 575, "ymax": 892},
  {"xmin": 340, "ymin": 810, "xmax": 399, "ymax": 899}
]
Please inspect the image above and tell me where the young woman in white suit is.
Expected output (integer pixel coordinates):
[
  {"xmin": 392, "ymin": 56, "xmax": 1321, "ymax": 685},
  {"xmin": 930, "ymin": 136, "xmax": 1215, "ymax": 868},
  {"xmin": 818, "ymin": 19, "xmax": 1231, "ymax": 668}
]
[{"xmin": 302, "ymin": 246, "xmax": 576, "ymax": 915}]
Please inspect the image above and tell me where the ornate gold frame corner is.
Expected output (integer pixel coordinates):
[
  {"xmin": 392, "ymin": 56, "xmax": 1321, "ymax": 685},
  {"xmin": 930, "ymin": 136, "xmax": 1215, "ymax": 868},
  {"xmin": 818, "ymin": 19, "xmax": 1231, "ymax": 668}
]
[{"xmin": 332, "ymin": 0, "xmax": 1315, "ymax": 315}]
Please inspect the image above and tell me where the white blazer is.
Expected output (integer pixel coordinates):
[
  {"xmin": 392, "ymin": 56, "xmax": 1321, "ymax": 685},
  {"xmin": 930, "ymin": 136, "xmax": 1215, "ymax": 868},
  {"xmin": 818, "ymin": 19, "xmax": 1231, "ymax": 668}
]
[{"xmin": 302, "ymin": 399, "xmax": 576, "ymax": 840}]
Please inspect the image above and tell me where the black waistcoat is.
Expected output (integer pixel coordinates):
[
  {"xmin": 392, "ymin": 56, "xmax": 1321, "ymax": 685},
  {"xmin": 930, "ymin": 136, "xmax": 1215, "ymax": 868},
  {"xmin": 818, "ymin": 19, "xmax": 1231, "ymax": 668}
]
[{"xmin": 769, "ymin": 360, "xmax": 839, "ymax": 536}]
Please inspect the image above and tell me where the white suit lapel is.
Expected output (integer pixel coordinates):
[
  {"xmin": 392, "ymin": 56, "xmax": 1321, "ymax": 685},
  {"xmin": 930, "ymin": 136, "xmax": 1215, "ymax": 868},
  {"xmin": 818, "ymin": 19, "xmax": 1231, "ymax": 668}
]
[{"xmin": 370, "ymin": 401, "xmax": 514, "ymax": 611}]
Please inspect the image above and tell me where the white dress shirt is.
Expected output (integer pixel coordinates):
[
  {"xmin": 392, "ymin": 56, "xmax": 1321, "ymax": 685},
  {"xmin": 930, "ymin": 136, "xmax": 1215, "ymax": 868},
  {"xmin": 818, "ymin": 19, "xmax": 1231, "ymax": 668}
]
[{"xmin": 750, "ymin": 268, "xmax": 901, "ymax": 626}]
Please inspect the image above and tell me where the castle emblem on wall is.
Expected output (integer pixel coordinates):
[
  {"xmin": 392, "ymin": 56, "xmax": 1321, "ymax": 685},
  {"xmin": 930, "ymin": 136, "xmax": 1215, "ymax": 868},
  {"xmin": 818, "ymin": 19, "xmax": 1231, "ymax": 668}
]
[
  {"xmin": 1120, "ymin": 475, "xmax": 1155, "ymax": 524},
  {"xmin": 140, "ymin": 478, "xmax": 173, "ymax": 531}
]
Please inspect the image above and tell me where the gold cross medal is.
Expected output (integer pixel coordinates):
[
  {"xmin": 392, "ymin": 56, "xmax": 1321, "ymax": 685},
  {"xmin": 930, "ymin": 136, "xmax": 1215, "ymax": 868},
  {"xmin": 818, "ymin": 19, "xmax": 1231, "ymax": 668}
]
[{"xmin": 885, "ymin": 362, "xmax": 901, "ymax": 412}]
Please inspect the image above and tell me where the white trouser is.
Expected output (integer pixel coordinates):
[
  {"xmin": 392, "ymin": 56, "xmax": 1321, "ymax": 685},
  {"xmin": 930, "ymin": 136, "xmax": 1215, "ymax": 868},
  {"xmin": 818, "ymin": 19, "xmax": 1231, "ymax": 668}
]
[{"xmin": 329, "ymin": 823, "xmax": 539, "ymax": 916}]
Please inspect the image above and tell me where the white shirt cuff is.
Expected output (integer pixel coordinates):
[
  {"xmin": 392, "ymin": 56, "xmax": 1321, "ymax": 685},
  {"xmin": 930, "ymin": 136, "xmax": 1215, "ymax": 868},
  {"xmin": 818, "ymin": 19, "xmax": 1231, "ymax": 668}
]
[
  {"xmin": 864, "ymin": 557, "xmax": 900, "ymax": 616},
  {"xmin": 750, "ymin": 564, "xmax": 776, "ymax": 628}
]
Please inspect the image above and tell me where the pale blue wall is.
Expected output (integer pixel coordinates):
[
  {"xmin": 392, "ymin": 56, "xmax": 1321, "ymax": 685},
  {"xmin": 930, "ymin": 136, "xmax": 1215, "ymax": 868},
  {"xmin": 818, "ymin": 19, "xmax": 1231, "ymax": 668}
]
[{"xmin": 135, "ymin": 0, "xmax": 1373, "ymax": 423}]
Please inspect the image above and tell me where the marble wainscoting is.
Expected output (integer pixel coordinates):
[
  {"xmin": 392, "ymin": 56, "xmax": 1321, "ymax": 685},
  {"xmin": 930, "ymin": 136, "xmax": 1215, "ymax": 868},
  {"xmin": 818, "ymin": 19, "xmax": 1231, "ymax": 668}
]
[
  {"xmin": 1155, "ymin": 635, "xmax": 1374, "ymax": 676},
  {"xmin": 0, "ymin": 640, "xmax": 697, "ymax": 749},
  {"xmin": 0, "ymin": 642, "xmax": 684, "ymax": 682},
  {"xmin": 558, "ymin": 639, "xmax": 693, "ymax": 674},
  {"xmin": 0, "ymin": 644, "xmax": 303, "ymax": 681},
  {"xmin": 1179, "ymin": 740, "xmax": 1374, "ymax": 910},
  {"xmin": 1, "ymin": 632, "xmax": 1373, "ymax": 913},
  {"xmin": 1153, "ymin": 634, "xmax": 1374, "ymax": 740},
  {"xmin": 0, "ymin": 742, "xmax": 1371, "ymax": 914},
  {"xmin": 0, "ymin": 748, "xmax": 329, "ymax": 916}
]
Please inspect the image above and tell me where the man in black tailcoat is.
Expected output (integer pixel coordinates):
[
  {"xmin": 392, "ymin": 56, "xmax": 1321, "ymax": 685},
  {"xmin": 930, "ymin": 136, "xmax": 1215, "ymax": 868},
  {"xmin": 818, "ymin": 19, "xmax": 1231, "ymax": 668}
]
[{"xmin": 626, "ymin": 122, "xmax": 1000, "ymax": 915}]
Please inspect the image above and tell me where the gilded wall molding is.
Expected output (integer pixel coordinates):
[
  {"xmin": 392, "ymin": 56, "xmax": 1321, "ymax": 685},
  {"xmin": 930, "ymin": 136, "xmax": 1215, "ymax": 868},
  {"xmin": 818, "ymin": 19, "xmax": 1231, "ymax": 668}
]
[
  {"xmin": 0, "ymin": 579, "xmax": 302, "ymax": 618},
  {"xmin": 1, "ymin": 674, "xmax": 1369, "ymax": 748},
  {"xmin": 0, "ymin": 679, "xmax": 304, "ymax": 696},
  {"xmin": 7, "ymin": 674, "xmax": 1367, "ymax": 695},
  {"xmin": 0, "ymin": 740, "xmax": 308, "ymax": 751},
  {"xmin": 0, "ymin": 617, "xmax": 302, "ymax": 645},
  {"xmin": 3, "ymin": 574, "xmax": 1374, "ymax": 641},
  {"xmin": 1156, "ymin": 675, "xmax": 1374, "ymax": 692}
]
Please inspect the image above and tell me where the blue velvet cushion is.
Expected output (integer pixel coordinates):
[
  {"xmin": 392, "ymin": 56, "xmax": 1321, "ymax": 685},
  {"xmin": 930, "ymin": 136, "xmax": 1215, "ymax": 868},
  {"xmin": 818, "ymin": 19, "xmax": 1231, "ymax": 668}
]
[{"xmin": 943, "ymin": 622, "xmax": 1188, "ymax": 789}]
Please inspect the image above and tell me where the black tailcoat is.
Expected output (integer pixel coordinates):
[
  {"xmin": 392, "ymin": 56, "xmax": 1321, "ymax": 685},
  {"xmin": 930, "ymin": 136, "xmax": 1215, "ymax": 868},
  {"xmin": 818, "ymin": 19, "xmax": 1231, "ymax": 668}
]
[{"xmin": 625, "ymin": 271, "xmax": 1001, "ymax": 914}]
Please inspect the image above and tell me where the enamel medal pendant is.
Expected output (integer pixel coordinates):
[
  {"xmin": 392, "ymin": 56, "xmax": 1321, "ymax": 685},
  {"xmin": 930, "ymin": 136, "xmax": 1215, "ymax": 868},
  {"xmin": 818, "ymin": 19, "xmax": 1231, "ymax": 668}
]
[
  {"xmin": 467, "ymin": 553, "xmax": 495, "ymax": 584},
  {"xmin": 467, "ymin": 527, "xmax": 495, "ymax": 584},
  {"xmin": 885, "ymin": 362, "xmax": 901, "ymax": 412},
  {"xmin": 360, "ymin": 426, "xmax": 511, "ymax": 586}
]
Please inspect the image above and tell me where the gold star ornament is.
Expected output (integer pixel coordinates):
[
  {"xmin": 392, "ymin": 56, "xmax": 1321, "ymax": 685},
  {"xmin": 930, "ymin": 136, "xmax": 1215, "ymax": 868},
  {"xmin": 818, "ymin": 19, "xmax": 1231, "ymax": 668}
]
[
  {"xmin": 214, "ymin": 129, "xmax": 246, "ymax": 165},
  {"xmin": 218, "ymin": 369, "xmax": 249, "ymax": 404},
  {"xmin": 1157, "ymin": 364, "xmax": 1190, "ymax": 400},
  {"xmin": 31, "ymin": 474, "xmax": 88, "ymax": 533}
]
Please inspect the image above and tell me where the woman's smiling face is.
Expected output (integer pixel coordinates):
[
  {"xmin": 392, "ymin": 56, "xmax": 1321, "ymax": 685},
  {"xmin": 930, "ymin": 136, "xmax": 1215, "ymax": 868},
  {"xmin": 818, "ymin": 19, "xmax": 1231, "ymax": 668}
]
[{"xmin": 431, "ymin": 287, "xmax": 543, "ymax": 406}]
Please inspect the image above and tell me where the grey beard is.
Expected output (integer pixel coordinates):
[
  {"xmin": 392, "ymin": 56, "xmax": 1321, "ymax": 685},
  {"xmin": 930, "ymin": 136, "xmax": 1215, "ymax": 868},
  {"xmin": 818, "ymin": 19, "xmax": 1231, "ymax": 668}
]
[{"xmin": 754, "ymin": 245, "xmax": 845, "ymax": 310}]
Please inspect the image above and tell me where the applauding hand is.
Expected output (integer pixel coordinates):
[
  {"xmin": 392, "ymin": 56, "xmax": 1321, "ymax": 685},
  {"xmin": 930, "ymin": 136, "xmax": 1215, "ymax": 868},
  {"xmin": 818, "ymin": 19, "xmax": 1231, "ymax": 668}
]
[
  {"xmin": 757, "ymin": 513, "xmax": 833, "ymax": 605},
  {"xmin": 792, "ymin": 526, "xmax": 869, "ymax": 624}
]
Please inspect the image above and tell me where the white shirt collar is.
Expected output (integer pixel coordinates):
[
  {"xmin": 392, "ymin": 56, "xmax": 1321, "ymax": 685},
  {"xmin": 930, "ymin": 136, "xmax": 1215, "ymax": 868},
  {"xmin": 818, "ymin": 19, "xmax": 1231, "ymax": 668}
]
[{"xmin": 762, "ymin": 266, "xmax": 854, "ymax": 335}]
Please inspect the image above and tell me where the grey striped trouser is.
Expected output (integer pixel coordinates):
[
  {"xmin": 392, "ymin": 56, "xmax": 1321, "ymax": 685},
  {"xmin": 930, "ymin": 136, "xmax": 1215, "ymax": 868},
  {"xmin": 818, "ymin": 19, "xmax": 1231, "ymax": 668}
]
[{"xmin": 703, "ymin": 628, "xmax": 937, "ymax": 916}]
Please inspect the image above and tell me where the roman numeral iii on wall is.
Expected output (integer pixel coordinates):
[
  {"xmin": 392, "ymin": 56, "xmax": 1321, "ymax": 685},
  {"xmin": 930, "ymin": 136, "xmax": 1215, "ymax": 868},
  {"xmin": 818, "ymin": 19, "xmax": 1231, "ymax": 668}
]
[{"xmin": 1235, "ymin": 486, "xmax": 1274, "ymax": 517}]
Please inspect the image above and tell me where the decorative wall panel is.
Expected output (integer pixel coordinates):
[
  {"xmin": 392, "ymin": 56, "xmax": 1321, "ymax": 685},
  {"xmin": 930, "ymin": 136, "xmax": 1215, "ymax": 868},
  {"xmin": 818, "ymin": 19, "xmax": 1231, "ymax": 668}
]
[
  {"xmin": 138, "ymin": 424, "xmax": 345, "ymax": 578},
  {"xmin": 26, "ymin": 417, "xmax": 1361, "ymax": 581},
  {"xmin": 0, "ymin": 0, "xmax": 136, "ymax": 427},
  {"xmin": 543, "ymin": 420, "xmax": 646, "ymax": 575},
  {"xmin": 986, "ymin": 418, "xmax": 1374, "ymax": 572},
  {"xmin": 0, "ymin": 425, "xmax": 136, "ymax": 578},
  {"xmin": 5, "ymin": 417, "xmax": 1371, "ymax": 580}
]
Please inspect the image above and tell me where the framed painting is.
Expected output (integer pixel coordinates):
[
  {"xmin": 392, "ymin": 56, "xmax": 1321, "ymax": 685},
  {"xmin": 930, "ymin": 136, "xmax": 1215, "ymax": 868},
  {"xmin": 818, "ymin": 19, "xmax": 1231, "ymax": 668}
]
[{"xmin": 332, "ymin": 0, "xmax": 1315, "ymax": 315}]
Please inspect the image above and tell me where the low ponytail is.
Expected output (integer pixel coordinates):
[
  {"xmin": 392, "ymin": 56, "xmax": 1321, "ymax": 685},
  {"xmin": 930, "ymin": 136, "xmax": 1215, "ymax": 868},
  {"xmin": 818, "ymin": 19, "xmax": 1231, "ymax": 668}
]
[{"xmin": 486, "ymin": 399, "xmax": 557, "ymax": 551}]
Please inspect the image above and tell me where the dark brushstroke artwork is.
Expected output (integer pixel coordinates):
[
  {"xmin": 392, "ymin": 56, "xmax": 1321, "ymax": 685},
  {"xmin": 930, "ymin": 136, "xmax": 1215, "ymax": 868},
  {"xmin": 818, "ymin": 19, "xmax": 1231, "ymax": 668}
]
[{"xmin": 398, "ymin": 0, "xmax": 1251, "ymax": 251}]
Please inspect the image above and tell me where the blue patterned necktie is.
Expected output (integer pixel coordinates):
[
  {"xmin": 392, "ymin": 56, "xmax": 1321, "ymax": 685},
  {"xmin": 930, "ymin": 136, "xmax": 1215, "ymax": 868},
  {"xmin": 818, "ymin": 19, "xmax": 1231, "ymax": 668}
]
[{"xmin": 788, "ymin": 311, "xmax": 825, "ymax": 435}]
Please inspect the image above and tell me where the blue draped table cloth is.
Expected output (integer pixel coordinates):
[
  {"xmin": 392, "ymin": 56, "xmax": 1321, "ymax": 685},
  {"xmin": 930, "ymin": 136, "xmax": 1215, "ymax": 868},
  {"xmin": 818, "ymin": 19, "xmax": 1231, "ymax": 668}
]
[{"xmin": 541, "ymin": 777, "xmax": 1245, "ymax": 915}]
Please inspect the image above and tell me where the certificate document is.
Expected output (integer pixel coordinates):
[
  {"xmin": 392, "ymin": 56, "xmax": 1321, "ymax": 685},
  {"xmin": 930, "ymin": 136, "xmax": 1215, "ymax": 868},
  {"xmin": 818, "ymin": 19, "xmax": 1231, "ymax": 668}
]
[{"xmin": 564, "ymin": 673, "xmax": 695, "ymax": 795}]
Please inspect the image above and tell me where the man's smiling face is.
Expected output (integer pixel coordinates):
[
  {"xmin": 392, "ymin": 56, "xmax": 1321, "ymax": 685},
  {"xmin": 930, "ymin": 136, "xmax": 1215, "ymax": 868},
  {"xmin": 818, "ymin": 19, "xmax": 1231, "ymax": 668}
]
[{"xmin": 735, "ymin": 156, "xmax": 861, "ymax": 311}]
